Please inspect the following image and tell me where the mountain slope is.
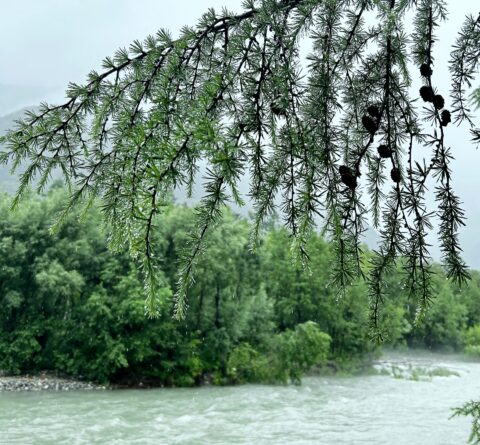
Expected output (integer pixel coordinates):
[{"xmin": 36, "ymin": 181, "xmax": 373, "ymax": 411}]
[{"xmin": 0, "ymin": 84, "xmax": 59, "ymax": 116}]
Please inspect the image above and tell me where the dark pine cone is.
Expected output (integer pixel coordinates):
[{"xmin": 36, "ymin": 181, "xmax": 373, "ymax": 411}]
[
  {"xmin": 420, "ymin": 63, "xmax": 433, "ymax": 78},
  {"xmin": 367, "ymin": 105, "xmax": 381, "ymax": 118},
  {"xmin": 433, "ymin": 94, "xmax": 445, "ymax": 110},
  {"xmin": 391, "ymin": 168, "xmax": 402, "ymax": 183},
  {"xmin": 441, "ymin": 110, "xmax": 452, "ymax": 127},
  {"xmin": 238, "ymin": 121, "xmax": 255, "ymax": 133},
  {"xmin": 362, "ymin": 115, "xmax": 378, "ymax": 135},
  {"xmin": 339, "ymin": 165, "xmax": 357, "ymax": 191},
  {"xmin": 270, "ymin": 103, "xmax": 286, "ymax": 116},
  {"xmin": 377, "ymin": 144, "xmax": 392, "ymax": 158},
  {"xmin": 419, "ymin": 86, "xmax": 434, "ymax": 102}
]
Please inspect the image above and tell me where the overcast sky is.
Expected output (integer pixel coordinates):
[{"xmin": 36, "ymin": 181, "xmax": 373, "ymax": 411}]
[
  {"xmin": 0, "ymin": 1, "xmax": 244, "ymax": 88},
  {"xmin": 0, "ymin": 0, "xmax": 475, "ymax": 88},
  {"xmin": 1, "ymin": 0, "xmax": 480, "ymax": 266}
]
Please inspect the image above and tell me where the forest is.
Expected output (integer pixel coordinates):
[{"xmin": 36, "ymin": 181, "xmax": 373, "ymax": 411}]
[{"xmin": 1, "ymin": 184, "xmax": 479, "ymax": 386}]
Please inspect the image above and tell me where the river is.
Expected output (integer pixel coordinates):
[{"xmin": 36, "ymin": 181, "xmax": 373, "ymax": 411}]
[{"xmin": 0, "ymin": 352, "xmax": 479, "ymax": 445}]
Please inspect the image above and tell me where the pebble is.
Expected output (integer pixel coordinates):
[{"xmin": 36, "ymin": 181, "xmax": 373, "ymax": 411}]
[{"xmin": 0, "ymin": 374, "xmax": 107, "ymax": 392}]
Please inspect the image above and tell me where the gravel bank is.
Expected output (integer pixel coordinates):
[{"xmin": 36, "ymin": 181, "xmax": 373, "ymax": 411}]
[{"xmin": 0, "ymin": 374, "xmax": 107, "ymax": 392}]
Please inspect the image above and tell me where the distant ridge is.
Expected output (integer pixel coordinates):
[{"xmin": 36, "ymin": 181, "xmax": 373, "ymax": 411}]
[
  {"xmin": 0, "ymin": 84, "xmax": 60, "ymax": 117},
  {"xmin": 0, "ymin": 107, "xmax": 36, "ymax": 132},
  {"xmin": 0, "ymin": 90, "xmax": 477, "ymax": 268},
  {"xmin": 0, "ymin": 107, "xmax": 32, "ymax": 193}
]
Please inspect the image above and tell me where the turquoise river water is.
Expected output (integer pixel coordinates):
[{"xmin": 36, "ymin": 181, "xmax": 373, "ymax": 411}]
[{"xmin": 0, "ymin": 352, "xmax": 479, "ymax": 445}]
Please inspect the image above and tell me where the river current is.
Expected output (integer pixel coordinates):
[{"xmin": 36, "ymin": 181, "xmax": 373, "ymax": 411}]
[{"xmin": 0, "ymin": 352, "xmax": 479, "ymax": 445}]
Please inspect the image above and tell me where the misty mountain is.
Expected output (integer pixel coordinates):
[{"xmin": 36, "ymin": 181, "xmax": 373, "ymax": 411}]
[
  {"xmin": 0, "ymin": 108, "xmax": 32, "ymax": 193},
  {"xmin": 0, "ymin": 108, "xmax": 32, "ymax": 132},
  {"xmin": 0, "ymin": 93, "xmax": 478, "ymax": 269},
  {"xmin": 0, "ymin": 84, "xmax": 60, "ymax": 117},
  {"xmin": 0, "ymin": 83, "xmax": 61, "ymax": 191}
]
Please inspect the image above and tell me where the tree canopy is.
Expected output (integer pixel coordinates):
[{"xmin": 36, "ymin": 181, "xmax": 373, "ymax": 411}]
[{"xmin": 1, "ymin": 0, "xmax": 480, "ymax": 336}]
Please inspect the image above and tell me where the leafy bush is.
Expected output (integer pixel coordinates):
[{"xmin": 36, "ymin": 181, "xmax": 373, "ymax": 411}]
[
  {"xmin": 227, "ymin": 343, "xmax": 270, "ymax": 383},
  {"xmin": 270, "ymin": 322, "xmax": 331, "ymax": 384},
  {"xmin": 228, "ymin": 323, "xmax": 331, "ymax": 385}
]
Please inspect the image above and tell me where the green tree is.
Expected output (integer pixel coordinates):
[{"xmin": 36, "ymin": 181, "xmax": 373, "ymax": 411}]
[{"xmin": 261, "ymin": 228, "xmax": 376, "ymax": 366}]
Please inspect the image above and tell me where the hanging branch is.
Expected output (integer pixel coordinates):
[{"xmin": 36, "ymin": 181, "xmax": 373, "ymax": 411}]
[{"xmin": 0, "ymin": 0, "xmax": 478, "ymax": 327}]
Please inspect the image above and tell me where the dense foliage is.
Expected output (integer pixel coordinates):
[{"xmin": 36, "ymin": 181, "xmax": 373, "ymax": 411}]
[{"xmin": 1, "ymin": 187, "xmax": 479, "ymax": 387}]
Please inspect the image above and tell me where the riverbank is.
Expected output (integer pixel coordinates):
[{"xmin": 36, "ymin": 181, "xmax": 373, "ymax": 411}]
[
  {"xmin": 0, "ymin": 364, "xmax": 369, "ymax": 392},
  {"xmin": 0, "ymin": 351, "xmax": 474, "ymax": 392},
  {"xmin": 0, "ymin": 373, "xmax": 107, "ymax": 392}
]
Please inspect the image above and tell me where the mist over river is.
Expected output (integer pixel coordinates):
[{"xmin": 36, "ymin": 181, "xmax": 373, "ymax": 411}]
[{"xmin": 1, "ymin": 352, "xmax": 479, "ymax": 445}]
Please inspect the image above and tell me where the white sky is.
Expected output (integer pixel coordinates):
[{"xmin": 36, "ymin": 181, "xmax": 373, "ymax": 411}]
[
  {"xmin": 0, "ymin": 0, "xmax": 476, "ymax": 88},
  {"xmin": 1, "ymin": 0, "xmax": 480, "ymax": 266},
  {"xmin": 0, "ymin": 1, "xmax": 244, "ymax": 87}
]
